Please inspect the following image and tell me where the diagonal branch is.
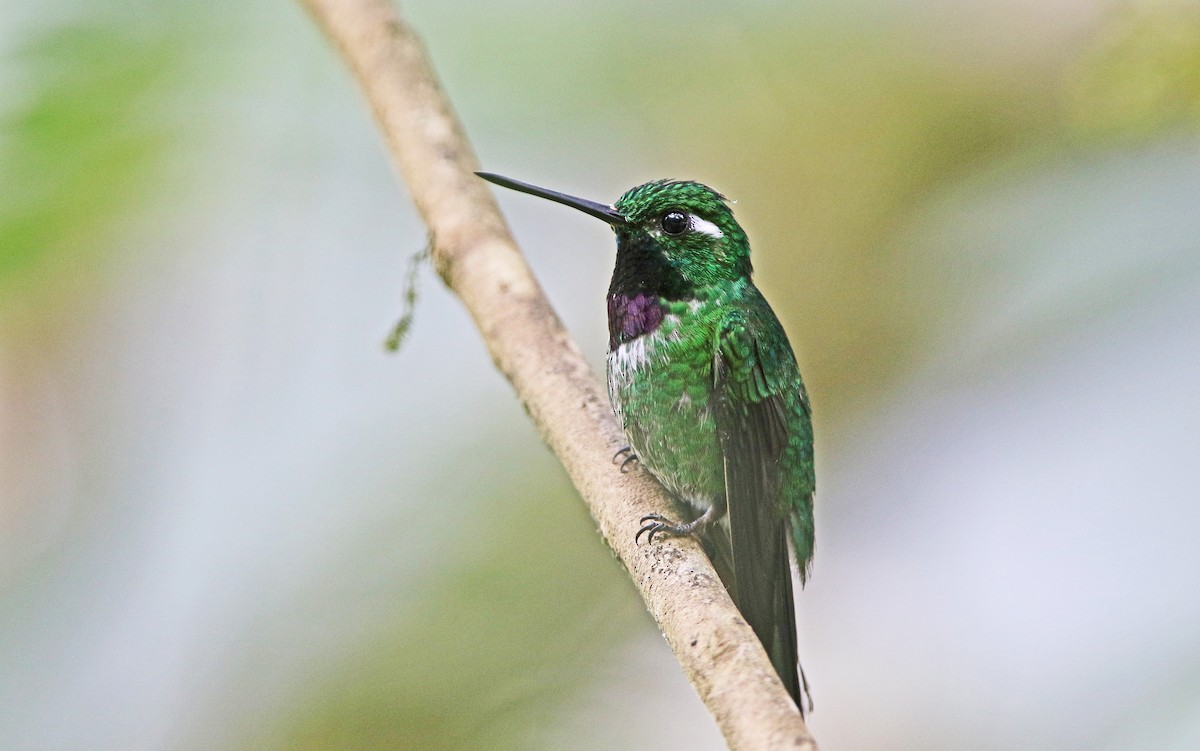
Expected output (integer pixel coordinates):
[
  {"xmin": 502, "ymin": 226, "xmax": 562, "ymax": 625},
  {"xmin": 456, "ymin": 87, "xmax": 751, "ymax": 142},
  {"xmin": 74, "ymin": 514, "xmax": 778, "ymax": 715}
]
[{"xmin": 298, "ymin": 1, "xmax": 819, "ymax": 748}]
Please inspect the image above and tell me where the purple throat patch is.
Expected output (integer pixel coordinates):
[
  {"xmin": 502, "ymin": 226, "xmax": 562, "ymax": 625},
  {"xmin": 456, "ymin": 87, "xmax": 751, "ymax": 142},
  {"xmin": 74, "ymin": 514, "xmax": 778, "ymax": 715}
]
[{"xmin": 607, "ymin": 293, "xmax": 664, "ymax": 348}]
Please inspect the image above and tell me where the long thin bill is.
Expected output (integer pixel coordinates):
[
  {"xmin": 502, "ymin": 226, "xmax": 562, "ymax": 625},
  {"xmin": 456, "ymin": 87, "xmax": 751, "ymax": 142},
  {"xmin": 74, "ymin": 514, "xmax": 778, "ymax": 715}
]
[{"xmin": 476, "ymin": 172, "xmax": 627, "ymax": 227}]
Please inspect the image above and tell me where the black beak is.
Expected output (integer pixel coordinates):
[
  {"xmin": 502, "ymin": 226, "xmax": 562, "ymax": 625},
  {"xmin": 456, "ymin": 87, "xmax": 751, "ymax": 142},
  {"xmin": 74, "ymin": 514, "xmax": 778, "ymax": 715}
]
[{"xmin": 477, "ymin": 172, "xmax": 627, "ymax": 227}]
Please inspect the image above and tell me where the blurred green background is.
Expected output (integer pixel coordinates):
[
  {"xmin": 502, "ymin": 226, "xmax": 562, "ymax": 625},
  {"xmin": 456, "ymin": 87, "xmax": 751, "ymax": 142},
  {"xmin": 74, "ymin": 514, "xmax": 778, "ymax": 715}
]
[{"xmin": 2, "ymin": 0, "xmax": 1199, "ymax": 749}]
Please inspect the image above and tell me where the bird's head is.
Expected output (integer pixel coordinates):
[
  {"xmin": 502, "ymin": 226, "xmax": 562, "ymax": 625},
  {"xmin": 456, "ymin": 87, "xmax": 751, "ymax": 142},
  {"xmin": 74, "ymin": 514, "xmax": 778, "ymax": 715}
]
[{"xmin": 478, "ymin": 172, "xmax": 752, "ymax": 296}]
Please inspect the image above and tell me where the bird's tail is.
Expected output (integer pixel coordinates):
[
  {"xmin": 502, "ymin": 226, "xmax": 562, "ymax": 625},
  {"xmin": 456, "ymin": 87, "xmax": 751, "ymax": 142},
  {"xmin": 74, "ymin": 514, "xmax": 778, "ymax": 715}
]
[
  {"xmin": 766, "ymin": 525, "xmax": 805, "ymax": 713},
  {"xmin": 726, "ymin": 516, "xmax": 810, "ymax": 715}
]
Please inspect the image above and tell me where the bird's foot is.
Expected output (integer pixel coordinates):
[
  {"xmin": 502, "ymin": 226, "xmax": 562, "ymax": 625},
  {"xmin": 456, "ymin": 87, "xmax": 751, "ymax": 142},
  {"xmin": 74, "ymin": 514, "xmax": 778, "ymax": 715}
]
[
  {"xmin": 635, "ymin": 505, "xmax": 722, "ymax": 545},
  {"xmin": 612, "ymin": 446, "xmax": 639, "ymax": 473}
]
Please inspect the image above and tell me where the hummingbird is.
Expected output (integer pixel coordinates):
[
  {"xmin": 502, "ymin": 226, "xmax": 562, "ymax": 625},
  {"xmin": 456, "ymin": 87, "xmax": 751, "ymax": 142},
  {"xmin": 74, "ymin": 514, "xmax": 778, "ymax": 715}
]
[{"xmin": 477, "ymin": 171, "xmax": 815, "ymax": 713}]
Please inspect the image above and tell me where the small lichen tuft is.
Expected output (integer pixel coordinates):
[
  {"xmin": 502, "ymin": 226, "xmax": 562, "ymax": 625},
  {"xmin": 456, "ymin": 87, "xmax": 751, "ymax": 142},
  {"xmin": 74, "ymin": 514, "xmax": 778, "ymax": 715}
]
[{"xmin": 384, "ymin": 237, "xmax": 432, "ymax": 353}]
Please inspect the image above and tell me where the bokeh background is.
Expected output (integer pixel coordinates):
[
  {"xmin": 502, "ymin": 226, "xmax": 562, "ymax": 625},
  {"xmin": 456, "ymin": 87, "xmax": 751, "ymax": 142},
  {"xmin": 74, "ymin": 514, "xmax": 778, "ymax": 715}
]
[{"xmin": 3, "ymin": 0, "xmax": 1200, "ymax": 749}]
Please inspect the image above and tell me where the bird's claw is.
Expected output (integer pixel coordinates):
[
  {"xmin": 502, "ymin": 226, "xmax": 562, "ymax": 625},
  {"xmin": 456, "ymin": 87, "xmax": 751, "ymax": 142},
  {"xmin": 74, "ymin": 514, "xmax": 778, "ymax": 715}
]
[
  {"xmin": 613, "ymin": 446, "xmax": 639, "ymax": 473},
  {"xmin": 636, "ymin": 513, "xmax": 680, "ymax": 545}
]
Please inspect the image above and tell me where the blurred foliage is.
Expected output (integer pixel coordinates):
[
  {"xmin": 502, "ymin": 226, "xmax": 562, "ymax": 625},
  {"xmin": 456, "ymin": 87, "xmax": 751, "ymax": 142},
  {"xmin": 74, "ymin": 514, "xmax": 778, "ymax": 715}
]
[
  {"xmin": 0, "ymin": 11, "xmax": 186, "ymax": 318},
  {"xmin": 272, "ymin": 468, "xmax": 644, "ymax": 751},
  {"xmin": 0, "ymin": 3, "xmax": 201, "ymax": 598},
  {"xmin": 1067, "ymin": 1, "xmax": 1200, "ymax": 140}
]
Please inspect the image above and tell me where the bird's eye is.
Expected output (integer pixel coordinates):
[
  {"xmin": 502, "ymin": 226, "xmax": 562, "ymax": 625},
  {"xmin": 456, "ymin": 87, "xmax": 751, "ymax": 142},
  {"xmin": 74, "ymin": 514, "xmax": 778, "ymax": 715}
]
[{"xmin": 660, "ymin": 210, "xmax": 689, "ymax": 236}]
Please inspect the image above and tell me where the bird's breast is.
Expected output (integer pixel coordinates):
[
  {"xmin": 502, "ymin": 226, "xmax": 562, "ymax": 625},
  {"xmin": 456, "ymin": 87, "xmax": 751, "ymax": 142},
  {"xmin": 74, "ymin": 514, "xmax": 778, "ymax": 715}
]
[{"xmin": 605, "ymin": 312, "xmax": 725, "ymax": 510}]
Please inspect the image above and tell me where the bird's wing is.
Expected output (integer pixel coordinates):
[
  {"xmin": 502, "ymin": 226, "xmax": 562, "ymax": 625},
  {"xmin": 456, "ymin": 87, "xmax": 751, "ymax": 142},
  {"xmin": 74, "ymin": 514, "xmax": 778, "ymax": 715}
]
[{"xmin": 713, "ymin": 311, "xmax": 803, "ymax": 708}]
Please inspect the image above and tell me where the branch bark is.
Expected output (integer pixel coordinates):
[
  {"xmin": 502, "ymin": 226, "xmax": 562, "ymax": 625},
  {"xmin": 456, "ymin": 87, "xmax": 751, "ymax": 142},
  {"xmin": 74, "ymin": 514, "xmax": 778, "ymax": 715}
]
[{"xmin": 298, "ymin": 1, "xmax": 819, "ymax": 748}]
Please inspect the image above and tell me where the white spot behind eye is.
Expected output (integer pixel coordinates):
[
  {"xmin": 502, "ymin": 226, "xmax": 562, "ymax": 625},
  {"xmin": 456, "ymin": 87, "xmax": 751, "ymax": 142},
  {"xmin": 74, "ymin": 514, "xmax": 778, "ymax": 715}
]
[{"xmin": 690, "ymin": 216, "xmax": 724, "ymax": 239}]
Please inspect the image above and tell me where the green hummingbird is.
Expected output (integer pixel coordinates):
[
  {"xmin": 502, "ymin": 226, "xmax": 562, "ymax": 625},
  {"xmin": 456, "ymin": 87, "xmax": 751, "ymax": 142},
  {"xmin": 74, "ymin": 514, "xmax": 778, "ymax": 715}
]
[{"xmin": 477, "ymin": 171, "xmax": 815, "ymax": 713}]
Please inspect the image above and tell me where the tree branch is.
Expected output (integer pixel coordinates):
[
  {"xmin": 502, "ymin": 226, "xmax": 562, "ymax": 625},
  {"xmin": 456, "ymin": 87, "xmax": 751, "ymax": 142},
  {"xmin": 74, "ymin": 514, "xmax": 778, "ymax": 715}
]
[{"xmin": 298, "ymin": 1, "xmax": 819, "ymax": 748}]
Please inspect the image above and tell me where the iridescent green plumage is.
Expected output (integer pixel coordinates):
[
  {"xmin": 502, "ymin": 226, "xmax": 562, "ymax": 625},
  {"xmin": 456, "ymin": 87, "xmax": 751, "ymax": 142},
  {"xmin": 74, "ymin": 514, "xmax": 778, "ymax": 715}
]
[{"xmin": 478, "ymin": 172, "xmax": 815, "ymax": 713}]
